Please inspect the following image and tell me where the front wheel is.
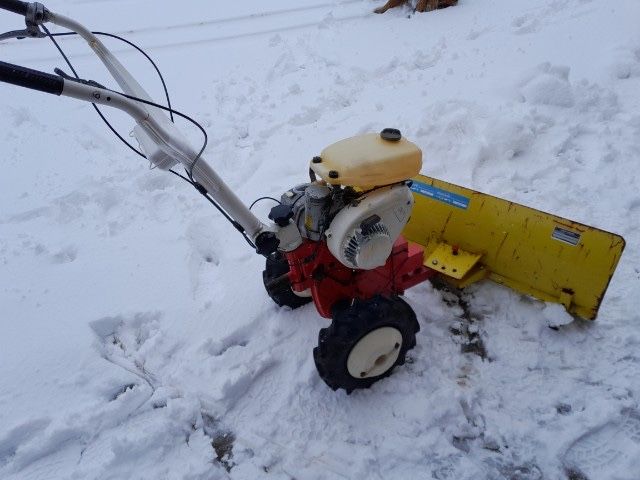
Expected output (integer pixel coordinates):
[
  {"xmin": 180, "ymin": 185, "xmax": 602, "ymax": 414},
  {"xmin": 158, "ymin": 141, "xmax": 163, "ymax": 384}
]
[{"xmin": 313, "ymin": 295, "xmax": 419, "ymax": 393}]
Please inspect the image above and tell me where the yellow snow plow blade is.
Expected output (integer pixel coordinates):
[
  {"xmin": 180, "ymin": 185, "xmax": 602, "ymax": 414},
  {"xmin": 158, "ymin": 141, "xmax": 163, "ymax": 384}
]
[{"xmin": 404, "ymin": 175, "xmax": 625, "ymax": 320}]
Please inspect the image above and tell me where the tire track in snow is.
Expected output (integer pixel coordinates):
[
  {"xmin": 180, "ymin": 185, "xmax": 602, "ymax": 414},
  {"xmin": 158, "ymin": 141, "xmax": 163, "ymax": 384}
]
[
  {"xmin": 112, "ymin": 0, "xmax": 364, "ymax": 36},
  {"xmin": 141, "ymin": 13, "xmax": 368, "ymax": 51},
  {"xmin": 88, "ymin": 308, "xmax": 352, "ymax": 477},
  {"xmin": 9, "ymin": 1, "xmax": 369, "ymax": 64}
]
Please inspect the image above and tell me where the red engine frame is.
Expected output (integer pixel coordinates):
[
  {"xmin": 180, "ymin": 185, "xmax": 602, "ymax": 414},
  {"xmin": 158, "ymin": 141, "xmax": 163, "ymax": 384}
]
[{"xmin": 285, "ymin": 236, "xmax": 435, "ymax": 318}]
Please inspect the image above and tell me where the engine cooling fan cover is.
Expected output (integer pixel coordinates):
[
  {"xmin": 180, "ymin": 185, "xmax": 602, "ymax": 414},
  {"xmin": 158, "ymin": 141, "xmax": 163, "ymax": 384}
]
[
  {"xmin": 325, "ymin": 184, "xmax": 414, "ymax": 270},
  {"xmin": 343, "ymin": 223, "xmax": 392, "ymax": 270}
]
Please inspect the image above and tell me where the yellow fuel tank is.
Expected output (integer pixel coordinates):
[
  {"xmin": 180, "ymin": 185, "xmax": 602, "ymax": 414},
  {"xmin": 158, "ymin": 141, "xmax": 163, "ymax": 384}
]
[{"xmin": 311, "ymin": 132, "xmax": 422, "ymax": 189}]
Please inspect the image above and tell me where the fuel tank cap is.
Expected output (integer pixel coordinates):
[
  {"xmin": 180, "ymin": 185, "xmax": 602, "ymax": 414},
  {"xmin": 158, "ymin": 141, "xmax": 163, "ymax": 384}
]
[{"xmin": 380, "ymin": 128, "xmax": 402, "ymax": 142}]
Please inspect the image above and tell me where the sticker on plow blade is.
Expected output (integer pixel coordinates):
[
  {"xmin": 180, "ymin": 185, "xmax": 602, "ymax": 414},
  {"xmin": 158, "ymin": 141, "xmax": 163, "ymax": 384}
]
[
  {"xmin": 552, "ymin": 226, "xmax": 581, "ymax": 246},
  {"xmin": 410, "ymin": 181, "xmax": 470, "ymax": 210}
]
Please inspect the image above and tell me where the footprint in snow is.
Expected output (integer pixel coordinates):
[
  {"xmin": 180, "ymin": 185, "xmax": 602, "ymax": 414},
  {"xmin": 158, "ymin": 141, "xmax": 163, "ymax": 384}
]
[
  {"xmin": 0, "ymin": 418, "xmax": 51, "ymax": 467},
  {"xmin": 512, "ymin": 14, "xmax": 540, "ymax": 35},
  {"xmin": 50, "ymin": 246, "xmax": 78, "ymax": 264},
  {"xmin": 562, "ymin": 408, "xmax": 640, "ymax": 480}
]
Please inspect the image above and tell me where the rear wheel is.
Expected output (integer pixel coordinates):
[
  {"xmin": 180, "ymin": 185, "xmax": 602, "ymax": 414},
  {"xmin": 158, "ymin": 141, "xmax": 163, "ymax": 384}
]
[
  {"xmin": 313, "ymin": 295, "xmax": 419, "ymax": 393},
  {"xmin": 262, "ymin": 251, "xmax": 312, "ymax": 309}
]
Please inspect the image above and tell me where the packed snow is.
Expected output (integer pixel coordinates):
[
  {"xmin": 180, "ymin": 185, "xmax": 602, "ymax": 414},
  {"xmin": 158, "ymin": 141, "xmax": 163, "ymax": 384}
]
[{"xmin": 1, "ymin": 0, "xmax": 640, "ymax": 478}]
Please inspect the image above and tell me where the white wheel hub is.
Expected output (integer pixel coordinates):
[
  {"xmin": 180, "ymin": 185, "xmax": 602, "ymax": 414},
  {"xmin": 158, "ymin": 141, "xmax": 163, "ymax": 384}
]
[
  {"xmin": 346, "ymin": 327, "xmax": 403, "ymax": 379},
  {"xmin": 293, "ymin": 288, "xmax": 312, "ymax": 298}
]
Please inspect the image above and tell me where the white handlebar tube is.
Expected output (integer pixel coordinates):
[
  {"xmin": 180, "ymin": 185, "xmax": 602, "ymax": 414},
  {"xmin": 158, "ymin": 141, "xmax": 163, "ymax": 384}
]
[
  {"xmin": 50, "ymin": 12, "xmax": 156, "ymax": 112},
  {"xmin": 45, "ymin": 10, "xmax": 267, "ymax": 242}
]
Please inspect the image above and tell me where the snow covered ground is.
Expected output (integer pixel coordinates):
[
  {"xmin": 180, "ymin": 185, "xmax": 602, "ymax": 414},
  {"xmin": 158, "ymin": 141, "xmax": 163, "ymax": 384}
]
[{"xmin": 1, "ymin": 0, "xmax": 640, "ymax": 478}]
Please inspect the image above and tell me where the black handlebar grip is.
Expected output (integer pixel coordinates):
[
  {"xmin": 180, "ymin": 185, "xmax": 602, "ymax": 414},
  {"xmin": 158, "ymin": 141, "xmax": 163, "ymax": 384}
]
[
  {"xmin": 0, "ymin": 0, "xmax": 29, "ymax": 16},
  {"xmin": 0, "ymin": 61, "xmax": 63, "ymax": 95}
]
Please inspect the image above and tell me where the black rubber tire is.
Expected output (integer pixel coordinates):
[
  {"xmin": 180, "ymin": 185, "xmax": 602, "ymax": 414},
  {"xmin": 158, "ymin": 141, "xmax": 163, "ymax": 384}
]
[
  {"xmin": 313, "ymin": 295, "xmax": 420, "ymax": 393},
  {"xmin": 262, "ymin": 251, "xmax": 312, "ymax": 309}
]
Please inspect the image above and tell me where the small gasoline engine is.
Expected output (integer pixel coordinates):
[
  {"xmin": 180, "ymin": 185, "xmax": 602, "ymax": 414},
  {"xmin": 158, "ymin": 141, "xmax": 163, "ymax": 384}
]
[{"xmin": 262, "ymin": 129, "xmax": 434, "ymax": 392}]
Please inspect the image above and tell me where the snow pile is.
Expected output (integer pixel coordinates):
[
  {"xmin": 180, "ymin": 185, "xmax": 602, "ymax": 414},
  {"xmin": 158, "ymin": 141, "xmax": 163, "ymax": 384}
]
[
  {"xmin": 1, "ymin": 0, "xmax": 640, "ymax": 479},
  {"xmin": 519, "ymin": 63, "xmax": 575, "ymax": 108},
  {"xmin": 542, "ymin": 303, "xmax": 574, "ymax": 329}
]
